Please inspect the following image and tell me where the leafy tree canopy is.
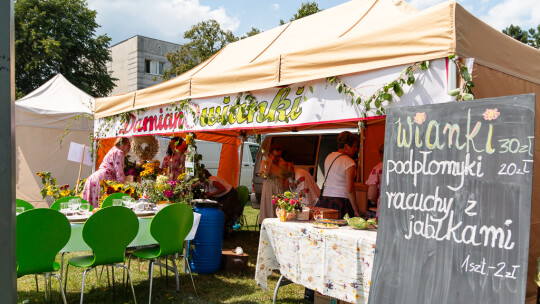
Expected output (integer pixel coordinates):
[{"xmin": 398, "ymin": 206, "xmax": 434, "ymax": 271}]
[
  {"xmin": 241, "ymin": 27, "xmax": 262, "ymax": 40},
  {"xmin": 280, "ymin": 1, "xmax": 322, "ymax": 25},
  {"xmin": 163, "ymin": 20, "xmax": 238, "ymax": 80},
  {"xmin": 15, "ymin": 0, "xmax": 115, "ymax": 98},
  {"xmin": 502, "ymin": 24, "xmax": 540, "ymax": 49}
]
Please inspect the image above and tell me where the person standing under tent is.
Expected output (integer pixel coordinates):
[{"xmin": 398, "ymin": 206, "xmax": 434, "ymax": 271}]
[
  {"xmin": 315, "ymin": 131, "xmax": 360, "ymax": 219},
  {"xmin": 161, "ymin": 136, "xmax": 187, "ymax": 180},
  {"xmin": 258, "ymin": 144, "xmax": 292, "ymax": 224},
  {"xmin": 82, "ymin": 137, "xmax": 131, "ymax": 208}
]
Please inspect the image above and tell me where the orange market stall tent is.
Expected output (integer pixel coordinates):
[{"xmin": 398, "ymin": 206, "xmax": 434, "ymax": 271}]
[
  {"xmin": 93, "ymin": 0, "xmax": 540, "ymax": 301},
  {"xmin": 16, "ymin": 74, "xmax": 94, "ymax": 205}
]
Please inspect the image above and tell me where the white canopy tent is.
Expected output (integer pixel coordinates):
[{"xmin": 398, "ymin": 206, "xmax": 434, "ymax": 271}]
[{"xmin": 15, "ymin": 74, "xmax": 94, "ymax": 205}]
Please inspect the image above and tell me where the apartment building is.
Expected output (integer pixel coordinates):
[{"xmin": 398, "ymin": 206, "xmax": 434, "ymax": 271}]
[{"xmin": 107, "ymin": 35, "xmax": 181, "ymax": 96}]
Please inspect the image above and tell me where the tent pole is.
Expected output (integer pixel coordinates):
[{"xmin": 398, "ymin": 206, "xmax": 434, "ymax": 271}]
[
  {"xmin": 75, "ymin": 144, "xmax": 85, "ymax": 195},
  {"xmin": 448, "ymin": 57, "xmax": 458, "ymax": 100},
  {"xmin": 237, "ymin": 133, "xmax": 246, "ymax": 187},
  {"xmin": 357, "ymin": 126, "xmax": 364, "ymax": 183},
  {"xmin": 0, "ymin": 0, "xmax": 17, "ymax": 302}
]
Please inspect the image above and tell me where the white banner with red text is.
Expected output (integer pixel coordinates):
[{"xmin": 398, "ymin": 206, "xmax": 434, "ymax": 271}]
[{"xmin": 94, "ymin": 59, "xmax": 448, "ymax": 139}]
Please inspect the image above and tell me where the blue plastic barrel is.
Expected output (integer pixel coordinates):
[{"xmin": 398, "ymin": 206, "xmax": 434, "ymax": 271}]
[{"xmin": 190, "ymin": 199, "xmax": 224, "ymax": 274}]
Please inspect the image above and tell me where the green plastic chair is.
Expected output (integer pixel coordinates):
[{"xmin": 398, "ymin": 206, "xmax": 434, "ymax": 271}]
[
  {"xmin": 132, "ymin": 203, "xmax": 195, "ymax": 303},
  {"xmin": 51, "ymin": 196, "xmax": 93, "ymax": 211},
  {"xmin": 236, "ymin": 186, "xmax": 249, "ymax": 205},
  {"xmin": 101, "ymin": 192, "xmax": 130, "ymax": 208},
  {"xmin": 64, "ymin": 206, "xmax": 139, "ymax": 304},
  {"xmin": 235, "ymin": 186, "xmax": 249, "ymax": 229},
  {"xmin": 17, "ymin": 208, "xmax": 71, "ymax": 303},
  {"xmin": 16, "ymin": 198, "xmax": 35, "ymax": 211}
]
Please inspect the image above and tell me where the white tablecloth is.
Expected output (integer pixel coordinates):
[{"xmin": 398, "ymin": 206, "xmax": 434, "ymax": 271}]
[
  {"xmin": 255, "ymin": 218, "xmax": 377, "ymax": 304},
  {"xmin": 62, "ymin": 212, "xmax": 201, "ymax": 252}
]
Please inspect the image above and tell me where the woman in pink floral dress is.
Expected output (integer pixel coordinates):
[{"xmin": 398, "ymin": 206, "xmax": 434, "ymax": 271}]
[
  {"xmin": 161, "ymin": 137, "xmax": 187, "ymax": 180},
  {"xmin": 82, "ymin": 138, "xmax": 131, "ymax": 207}
]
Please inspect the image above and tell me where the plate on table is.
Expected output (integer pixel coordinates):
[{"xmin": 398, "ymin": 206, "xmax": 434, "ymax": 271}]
[
  {"xmin": 350, "ymin": 224, "xmax": 377, "ymax": 230},
  {"xmin": 315, "ymin": 219, "xmax": 348, "ymax": 226},
  {"xmin": 312, "ymin": 222, "xmax": 339, "ymax": 229}
]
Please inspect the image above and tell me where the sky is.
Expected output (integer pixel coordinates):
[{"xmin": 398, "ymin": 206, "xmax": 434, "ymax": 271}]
[{"xmin": 87, "ymin": 0, "xmax": 540, "ymax": 45}]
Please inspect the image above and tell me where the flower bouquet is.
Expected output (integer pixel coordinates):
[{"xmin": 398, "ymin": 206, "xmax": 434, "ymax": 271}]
[
  {"xmin": 139, "ymin": 161, "xmax": 161, "ymax": 180},
  {"xmin": 272, "ymin": 191, "xmax": 303, "ymax": 222},
  {"xmin": 37, "ymin": 171, "xmax": 83, "ymax": 200},
  {"xmin": 98, "ymin": 180, "xmax": 138, "ymax": 207},
  {"xmin": 137, "ymin": 174, "xmax": 199, "ymax": 205}
]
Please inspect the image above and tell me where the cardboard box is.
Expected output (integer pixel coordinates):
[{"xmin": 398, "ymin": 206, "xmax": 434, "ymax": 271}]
[
  {"xmin": 221, "ymin": 249, "xmax": 248, "ymax": 272},
  {"xmin": 309, "ymin": 207, "xmax": 339, "ymax": 220},
  {"xmin": 297, "ymin": 209, "xmax": 310, "ymax": 221},
  {"xmin": 314, "ymin": 292, "xmax": 352, "ymax": 304},
  {"xmin": 314, "ymin": 292, "xmax": 339, "ymax": 304}
]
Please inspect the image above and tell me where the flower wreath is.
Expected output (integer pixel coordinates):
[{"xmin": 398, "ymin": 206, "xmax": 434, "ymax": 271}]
[{"xmin": 132, "ymin": 136, "xmax": 159, "ymax": 161}]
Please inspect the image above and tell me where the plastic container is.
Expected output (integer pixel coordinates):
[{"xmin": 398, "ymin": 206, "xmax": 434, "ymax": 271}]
[{"xmin": 190, "ymin": 199, "xmax": 224, "ymax": 274}]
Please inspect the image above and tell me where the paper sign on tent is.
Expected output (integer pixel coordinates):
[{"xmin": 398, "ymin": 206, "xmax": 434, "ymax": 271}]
[{"xmin": 67, "ymin": 142, "xmax": 92, "ymax": 166}]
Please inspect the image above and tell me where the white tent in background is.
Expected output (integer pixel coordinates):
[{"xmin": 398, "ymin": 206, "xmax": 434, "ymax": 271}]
[{"xmin": 15, "ymin": 74, "xmax": 94, "ymax": 205}]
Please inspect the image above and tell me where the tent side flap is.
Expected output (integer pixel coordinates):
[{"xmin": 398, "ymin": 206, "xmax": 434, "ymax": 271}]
[
  {"xmin": 95, "ymin": 91, "xmax": 135, "ymax": 119},
  {"xmin": 189, "ymin": 55, "xmax": 281, "ymax": 99},
  {"xmin": 134, "ymin": 74, "xmax": 191, "ymax": 111}
]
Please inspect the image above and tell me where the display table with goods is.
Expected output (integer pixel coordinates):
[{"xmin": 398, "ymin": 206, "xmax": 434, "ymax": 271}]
[
  {"xmin": 62, "ymin": 210, "xmax": 201, "ymax": 252},
  {"xmin": 255, "ymin": 218, "xmax": 377, "ymax": 304}
]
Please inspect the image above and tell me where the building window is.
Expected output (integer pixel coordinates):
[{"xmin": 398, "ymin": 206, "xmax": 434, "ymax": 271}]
[{"xmin": 145, "ymin": 59, "xmax": 164, "ymax": 75}]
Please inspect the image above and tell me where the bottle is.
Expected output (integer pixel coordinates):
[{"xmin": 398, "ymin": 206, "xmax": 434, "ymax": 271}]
[{"xmin": 185, "ymin": 144, "xmax": 195, "ymax": 177}]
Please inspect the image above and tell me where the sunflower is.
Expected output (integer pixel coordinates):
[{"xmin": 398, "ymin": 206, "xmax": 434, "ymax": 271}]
[
  {"xmin": 123, "ymin": 187, "xmax": 134, "ymax": 195},
  {"xmin": 185, "ymin": 134, "xmax": 194, "ymax": 145},
  {"xmin": 142, "ymin": 163, "xmax": 156, "ymax": 171},
  {"xmin": 113, "ymin": 184, "xmax": 124, "ymax": 192},
  {"xmin": 106, "ymin": 186, "xmax": 115, "ymax": 195}
]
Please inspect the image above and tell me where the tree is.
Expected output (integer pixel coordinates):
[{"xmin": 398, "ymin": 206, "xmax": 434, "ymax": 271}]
[
  {"xmin": 15, "ymin": 0, "xmax": 115, "ymax": 98},
  {"xmin": 502, "ymin": 25, "xmax": 530, "ymax": 44},
  {"xmin": 241, "ymin": 27, "xmax": 261, "ymax": 39},
  {"xmin": 163, "ymin": 20, "xmax": 238, "ymax": 80},
  {"xmin": 280, "ymin": 1, "xmax": 322, "ymax": 25},
  {"xmin": 502, "ymin": 24, "xmax": 540, "ymax": 49},
  {"xmin": 528, "ymin": 25, "xmax": 540, "ymax": 48}
]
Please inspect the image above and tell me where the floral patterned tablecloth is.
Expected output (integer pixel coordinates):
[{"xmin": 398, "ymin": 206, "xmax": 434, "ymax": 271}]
[{"xmin": 255, "ymin": 218, "xmax": 377, "ymax": 304}]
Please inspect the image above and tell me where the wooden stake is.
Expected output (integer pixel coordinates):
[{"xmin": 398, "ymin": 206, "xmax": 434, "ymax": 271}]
[{"xmin": 75, "ymin": 144, "xmax": 85, "ymax": 195}]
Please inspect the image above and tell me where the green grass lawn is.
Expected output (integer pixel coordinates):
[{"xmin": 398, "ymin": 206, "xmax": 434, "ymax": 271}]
[{"xmin": 17, "ymin": 204, "xmax": 312, "ymax": 303}]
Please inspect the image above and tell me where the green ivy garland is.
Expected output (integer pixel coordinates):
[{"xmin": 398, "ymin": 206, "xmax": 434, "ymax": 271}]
[{"xmin": 447, "ymin": 55, "xmax": 475, "ymax": 101}]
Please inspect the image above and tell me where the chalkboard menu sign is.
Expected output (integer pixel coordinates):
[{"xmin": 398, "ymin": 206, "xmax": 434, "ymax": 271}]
[{"xmin": 368, "ymin": 94, "xmax": 535, "ymax": 304}]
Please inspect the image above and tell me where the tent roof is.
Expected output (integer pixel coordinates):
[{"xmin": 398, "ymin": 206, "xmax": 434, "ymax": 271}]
[
  {"xmin": 95, "ymin": 0, "xmax": 540, "ymax": 119},
  {"xmin": 17, "ymin": 74, "xmax": 94, "ymax": 115}
]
